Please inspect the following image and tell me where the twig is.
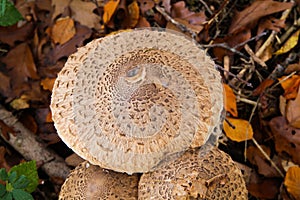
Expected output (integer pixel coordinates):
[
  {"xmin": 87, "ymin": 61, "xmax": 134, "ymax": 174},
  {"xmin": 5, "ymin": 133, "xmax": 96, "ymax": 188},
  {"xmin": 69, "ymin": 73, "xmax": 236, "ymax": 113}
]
[
  {"xmin": 0, "ymin": 106, "xmax": 70, "ymax": 179},
  {"xmin": 199, "ymin": 0, "xmax": 213, "ymax": 15},
  {"xmin": 202, "ymin": 43, "xmax": 248, "ymax": 59},
  {"xmin": 155, "ymin": 5, "xmax": 197, "ymax": 40}
]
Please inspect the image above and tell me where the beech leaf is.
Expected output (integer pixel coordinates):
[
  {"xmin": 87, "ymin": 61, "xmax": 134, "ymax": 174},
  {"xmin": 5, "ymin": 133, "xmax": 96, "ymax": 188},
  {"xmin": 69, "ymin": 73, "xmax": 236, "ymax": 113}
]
[
  {"xmin": 223, "ymin": 117, "xmax": 253, "ymax": 142},
  {"xmin": 284, "ymin": 166, "xmax": 300, "ymax": 200}
]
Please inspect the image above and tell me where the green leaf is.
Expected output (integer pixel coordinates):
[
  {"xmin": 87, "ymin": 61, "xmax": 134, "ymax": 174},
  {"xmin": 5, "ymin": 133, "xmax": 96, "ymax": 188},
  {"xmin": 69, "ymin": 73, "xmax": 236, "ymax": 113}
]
[
  {"xmin": 9, "ymin": 161, "xmax": 38, "ymax": 193},
  {"xmin": 0, "ymin": 0, "xmax": 23, "ymax": 26},
  {"xmin": 12, "ymin": 189, "xmax": 34, "ymax": 200},
  {"xmin": 0, "ymin": 168, "xmax": 8, "ymax": 181},
  {"xmin": 2, "ymin": 191, "xmax": 12, "ymax": 200},
  {"xmin": 0, "ymin": 184, "xmax": 6, "ymax": 196},
  {"xmin": 12, "ymin": 175, "xmax": 29, "ymax": 189},
  {"xmin": 8, "ymin": 172, "xmax": 17, "ymax": 184}
]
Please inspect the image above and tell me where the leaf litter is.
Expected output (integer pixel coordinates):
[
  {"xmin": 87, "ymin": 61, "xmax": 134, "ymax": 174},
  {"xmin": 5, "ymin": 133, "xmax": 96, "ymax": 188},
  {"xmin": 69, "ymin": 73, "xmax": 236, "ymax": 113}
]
[{"xmin": 0, "ymin": 0, "xmax": 299, "ymax": 199}]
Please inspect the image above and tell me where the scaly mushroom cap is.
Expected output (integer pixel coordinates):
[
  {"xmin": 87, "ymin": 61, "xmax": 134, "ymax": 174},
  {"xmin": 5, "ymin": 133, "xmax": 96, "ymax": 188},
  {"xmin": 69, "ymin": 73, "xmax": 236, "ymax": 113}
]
[
  {"xmin": 59, "ymin": 161, "xmax": 138, "ymax": 199},
  {"xmin": 138, "ymin": 147, "xmax": 248, "ymax": 199},
  {"xmin": 50, "ymin": 29, "xmax": 223, "ymax": 173}
]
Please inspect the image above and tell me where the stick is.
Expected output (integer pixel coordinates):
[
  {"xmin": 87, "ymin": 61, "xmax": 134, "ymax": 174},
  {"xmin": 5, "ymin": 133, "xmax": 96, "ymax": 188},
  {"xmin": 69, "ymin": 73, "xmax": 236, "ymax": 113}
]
[{"xmin": 0, "ymin": 106, "xmax": 70, "ymax": 179}]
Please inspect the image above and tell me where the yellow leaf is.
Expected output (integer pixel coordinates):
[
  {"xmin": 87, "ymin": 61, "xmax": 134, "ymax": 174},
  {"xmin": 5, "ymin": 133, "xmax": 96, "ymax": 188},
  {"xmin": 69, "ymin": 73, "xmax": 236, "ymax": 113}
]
[
  {"xmin": 51, "ymin": 17, "xmax": 76, "ymax": 44},
  {"xmin": 10, "ymin": 98, "xmax": 29, "ymax": 110},
  {"xmin": 223, "ymin": 84, "xmax": 238, "ymax": 117},
  {"xmin": 103, "ymin": 0, "xmax": 120, "ymax": 24},
  {"xmin": 275, "ymin": 30, "xmax": 300, "ymax": 55},
  {"xmin": 128, "ymin": 1, "xmax": 139, "ymax": 28},
  {"xmin": 284, "ymin": 166, "xmax": 300, "ymax": 199},
  {"xmin": 223, "ymin": 117, "xmax": 253, "ymax": 142}
]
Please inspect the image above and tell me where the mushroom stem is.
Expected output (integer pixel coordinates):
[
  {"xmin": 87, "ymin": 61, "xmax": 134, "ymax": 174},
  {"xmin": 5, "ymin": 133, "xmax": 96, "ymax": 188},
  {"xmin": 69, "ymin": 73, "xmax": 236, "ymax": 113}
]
[{"xmin": 0, "ymin": 106, "xmax": 70, "ymax": 179}]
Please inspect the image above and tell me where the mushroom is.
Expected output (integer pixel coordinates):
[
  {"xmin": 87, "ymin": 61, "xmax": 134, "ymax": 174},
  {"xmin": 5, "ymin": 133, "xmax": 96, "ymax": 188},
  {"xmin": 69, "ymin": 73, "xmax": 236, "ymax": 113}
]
[
  {"xmin": 59, "ymin": 161, "xmax": 139, "ymax": 199},
  {"xmin": 50, "ymin": 29, "xmax": 223, "ymax": 173},
  {"xmin": 138, "ymin": 146, "xmax": 248, "ymax": 199}
]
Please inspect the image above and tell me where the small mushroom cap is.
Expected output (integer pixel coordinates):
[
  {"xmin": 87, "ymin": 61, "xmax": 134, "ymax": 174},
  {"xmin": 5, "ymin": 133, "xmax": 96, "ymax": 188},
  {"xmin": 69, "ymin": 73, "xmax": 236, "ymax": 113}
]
[
  {"xmin": 50, "ymin": 29, "xmax": 223, "ymax": 173},
  {"xmin": 138, "ymin": 147, "xmax": 248, "ymax": 199},
  {"xmin": 59, "ymin": 161, "xmax": 139, "ymax": 200}
]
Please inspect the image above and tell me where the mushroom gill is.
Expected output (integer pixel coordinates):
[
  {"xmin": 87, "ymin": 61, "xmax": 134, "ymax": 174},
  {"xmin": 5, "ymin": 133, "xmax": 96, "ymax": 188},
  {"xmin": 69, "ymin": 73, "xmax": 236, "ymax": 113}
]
[{"xmin": 50, "ymin": 29, "xmax": 223, "ymax": 173}]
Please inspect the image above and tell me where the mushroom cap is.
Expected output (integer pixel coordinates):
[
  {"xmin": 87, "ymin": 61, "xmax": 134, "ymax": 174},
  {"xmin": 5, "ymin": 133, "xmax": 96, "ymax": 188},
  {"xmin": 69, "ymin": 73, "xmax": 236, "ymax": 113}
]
[
  {"xmin": 138, "ymin": 147, "xmax": 248, "ymax": 199},
  {"xmin": 59, "ymin": 161, "xmax": 139, "ymax": 199},
  {"xmin": 50, "ymin": 29, "xmax": 223, "ymax": 173}
]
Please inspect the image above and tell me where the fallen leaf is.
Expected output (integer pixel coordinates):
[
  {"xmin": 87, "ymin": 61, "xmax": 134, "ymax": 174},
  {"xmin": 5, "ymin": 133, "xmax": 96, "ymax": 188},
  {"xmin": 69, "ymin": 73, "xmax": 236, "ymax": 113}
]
[
  {"xmin": 0, "ymin": 72, "xmax": 11, "ymax": 97},
  {"xmin": 0, "ymin": 119, "xmax": 16, "ymax": 140},
  {"xmin": 269, "ymin": 116, "xmax": 300, "ymax": 165},
  {"xmin": 41, "ymin": 77, "xmax": 56, "ymax": 91},
  {"xmin": 51, "ymin": 17, "xmax": 76, "ymax": 44},
  {"xmin": 138, "ymin": 0, "xmax": 155, "ymax": 15},
  {"xmin": 286, "ymin": 85, "xmax": 300, "ymax": 128},
  {"xmin": 128, "ymin": 0, "xmax": 139, "ymax": 28},
  {"xmin": 0, "ymin": 146, "xmax": 10, "ymax": 171},
  {"xmin": 278, "ymin": 75, "xmax": 300, "ymax": 100},
  {"xmin": 229, "ymin": 0, "xmax": 294, "ymax": 34},
  {"xmin": 275, "ymin": 30, "xmax": 300, "ymax": 55},
  {"xmin": 223, "ymin": 117, "xmax": 253, "ymax": 142},
  {"xmin": 103, "ymin": 0, "xmax": 120, "ymax": 24},
  {"xmin": 51, "ymin": 0, "xmax": 71, "ymax": 20},
  {"xmin": 284, "ymin": 62, "xmax": 300, "ymax": 74},
  {"xmin": 70, "ymin": 0, "xmax": 101, "ymax": 29},
  {"xmin": 39, "ymin": 133, "xmax": 61, "ymax": 145},
  {"xmin": 10, "ymin": 98, "xmax": 30, "ymax": 110},
  {"xmin": 135, "ymin": 16, "xmax": 151, "ymax": 28},
  {"xmin": 65, "ymin": 153, "xmax": 85, "ymax": 167},
  {"xmin": 284, "ymin": 166, "xmax": 300, "ymax": 200},
  {"xmin": 1, "ymin": 43, "xmax": 39, "ymax": 97},
  {"xmin": 257, "ymin": 17, "xmax": 286, "ymax": 35},
  {"xmin": 252, "ymin": 78, "xmax": 275, "ymax": 96},
  {"xmin": 0, "ymin": 22, "xmax": 34, "ymax": 46},
  {"xmin": 223, "ymin": 84, "xmax": 238, "ymax": 117}
]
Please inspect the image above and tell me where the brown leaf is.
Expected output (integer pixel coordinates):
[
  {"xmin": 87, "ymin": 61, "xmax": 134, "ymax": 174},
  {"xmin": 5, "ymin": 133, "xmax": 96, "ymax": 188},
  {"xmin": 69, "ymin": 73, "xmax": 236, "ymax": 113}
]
[
  {"xmin": 223, "ymin": 84, "xmax": 238, "ymax": 117},
  {"xmin": 223, "ymin": 117, "xmax": 253, "ymax": 142},
  {"xmin": 0, "ymin": 22, "xmax": 34, "ymax": 46},
  {"xmin": 278, "ymin": 75, "xmax": 300, "ymax": 100},
  {"xmin": 51, "ymin": 17, "xmax": 76, "ymax": 44},
  {"xmin": 138, "ymin": 0, "xmax": 155, "ymax": 15},
  {"xmin": 0, "ymin": 146, "xmax": 10, "ymax": 171},
  {"xmin": 286, "ymin": 85, "xmax": 300, "ymax": 128},
  {"xmin": 0, "ymin": 72, "xmax": 11, "ymax": 97},
  {"xmin": 229, "ymin": 0, "xmax": 294, "ymax": 34},
  {"xmin": 45, "ymin": 24, "xmax": 92, "ymax": 64},
  {"xmin": 252, "ymin": 78, "xmax": 274, "ymax": 96},
  {"xmin": 135, "ymin": 16, "xmax": 151, "ymax": 28},
  {"xmin": 257, "ymin": 17, "xmax": 286, "ymax": 35},
  {"xmin": 41, "ymin": 78, "xmax": 56, "ymax": 91},
  {"xmin": 70, "ymin": 0, "xmax": 101, "ymax": 29},
  {"xmin": 51, "ymin": 0, "xmax": 71, "ymax": 20},
  {"xmin": 1, "ymin": 43, "xmax": 39, "ymax": 96},
  {"xmin": 284, "ymin": 166, "xmax": 300, "ymax": 200},
  {"xmin": 269, "ymin": 116, "xmax": 300, "ymax": 165},
  {"xmin": 39, "ymin": 133, "xmax": 61, "ymax": 145},
  {"xmin": 65, "ymin": 153, "xmax": 85, "ymax": 167},
  {"xmin": 0, "ymin": 120, "xmax": 16, "ymax": 140}
]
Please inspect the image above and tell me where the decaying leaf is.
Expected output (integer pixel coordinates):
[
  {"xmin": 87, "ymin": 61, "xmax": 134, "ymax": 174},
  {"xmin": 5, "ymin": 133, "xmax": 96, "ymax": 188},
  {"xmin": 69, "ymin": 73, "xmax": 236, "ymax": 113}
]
[
  {"xmin": 278, "ymin": 75, "xmax": 300, "ymax": 100},
  {"xmin": 0, "ymin": 22, "xmax": 34, "ymax": 46},
  {"xmin": 229, "ymin": 0, "xmax": 294, "ymax": 34},
  {"xmin": 41, "ymin": 77, "xmax": 56, "ymax": 91},
  {"xmin": 70, "ymin": 0, "xmax": 101, "ymax": 29},
  {"xmin": 252, "ymin": 78, "xmax": 275, "ymax": 96},
  {"xmin": 128, "ymin": 0, "xmax": 139, "ymax": 28},
  {"xmin": 275, "ymin": 30, "xmax": 300, "ymax": 55},
  {"xmin": 51, "ymin": 17, "xmax": 76, "ymax": 44},
  {"xmin": 223, "ymin": 84, "xmax": 238, "ymax": 117},
  {"xmin": 51, "ymin": 0, "xmax": 71, "ymax": 20},
  {"xmin": 269, "ymin": 116, "xmax": 300, "ymax": 165},
  {"xmin": 286, "ymin": 85, "xmax": 300, "ymax": 128},
  {"xmin": 223, "ymin": 117, "xmax": 253, "ymax": 142},
  {"xmin": 0, "ymin": 119, "xmax": 16, "ymax": 140},
  {"xmin": 284, "ymin": 166, "xmax": 300, "ymax": 200},
  {"xmin": 0, "ymin": 72, "xmax": 11, "ymax": 97},
  {"xmin": 10, "ymin": 98, "xmax": 30, "ymax": 110},
  {"xmin": 0, "ymin": 146, "xmax": 10, "ymax": 170},
  {"xmin": 103, "ymin": 0, "xmax": 120, "ymax": 24}
]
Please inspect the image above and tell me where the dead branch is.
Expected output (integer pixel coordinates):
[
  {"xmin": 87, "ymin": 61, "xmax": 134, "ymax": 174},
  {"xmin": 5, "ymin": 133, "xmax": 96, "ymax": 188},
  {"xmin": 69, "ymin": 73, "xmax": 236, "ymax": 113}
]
[{"xmin": 0, "ymin": 106, "xmax": 70, "ymax": 179}]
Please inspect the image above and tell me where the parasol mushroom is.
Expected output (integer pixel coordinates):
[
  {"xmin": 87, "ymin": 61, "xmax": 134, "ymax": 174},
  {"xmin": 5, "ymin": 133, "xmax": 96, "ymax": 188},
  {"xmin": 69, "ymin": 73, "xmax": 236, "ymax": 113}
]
[
  {"xmin": 50, "ymin": 29, "xmax": 223, "ymax": 174},
  {"xmin": 59, "ymin": 161, "xmax": 139, "ymax": 199},
  {"xmin": 138, "ymin": 146, "xmax": 248, "ymax": 199}
]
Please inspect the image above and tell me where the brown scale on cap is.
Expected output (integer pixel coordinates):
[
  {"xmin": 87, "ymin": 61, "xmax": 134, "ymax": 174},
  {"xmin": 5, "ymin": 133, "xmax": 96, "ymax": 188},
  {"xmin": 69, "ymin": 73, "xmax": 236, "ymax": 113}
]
[
  {"xmin": 138, "ymin": 147, "xmax": 248, "ymax": 199},
  {"xmin": 50, "ymin": 29, "xmax": 223, "ymax": 173},
  {"xmin": 59, "ymin": 161, "xmax": 138, "ymax": 199}
]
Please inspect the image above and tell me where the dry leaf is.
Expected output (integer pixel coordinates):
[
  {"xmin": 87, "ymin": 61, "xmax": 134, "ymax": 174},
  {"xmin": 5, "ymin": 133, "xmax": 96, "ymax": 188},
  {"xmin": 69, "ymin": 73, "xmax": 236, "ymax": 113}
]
[
  {"xmin": 286, "ymin": 85, "xmax": 300, "ymax": 128},
  {"xmin": 0, "ymin": 146, "xmax": 10, "ymax": 171},
  {"xmin": 138, "ymin": 0, "xmax": 155, "ymax": 15},
  {"xmin": 257, "ymin": 17, "xmax": 286, "ymax": 35},
  {"xmin": 223, "ymin": 117, "xmax": 253, "ymax": 142},
  {"xmin": 51, "ymin": 0, "xmax": 71, "ymax": 20},
  {"xmin": 278, "ymin": 75, "xmax": 300, "ymax": 100},
  {"xmin": 103, "ymin": 0, "xmax": 120, "ymax": 24},
  {"xmin": 51, "ymin": 17, "xmax": 76, "ymax": 44},
  {"xmin": 135, "ymin": 16, "xmax": 151, "ymax": 28},
  {"xmin": 223, "ymin": 84, "xmax": 238, "ymax": 117},
  {"xmin": 10, "ymin": 98, "xmax": 30, "ymax": 110},
  {"xmin": 275, "ymin": 30, "xmax": 300, "ymax": 55},
  {"xmin": 65, "ymin": 153, "xmax": 85, "ymax": 167},
  {"xmin": 0, "ymin": 22, "xmax": 34, "ymax": 46},
  {"xmin": 0, "ymin": 72, "xmax": 11, "ymax": 97},
  {"xmin": 229, "ymin": 0, "xmax": 294, "ymax": 34},
  {"xmin": 0, "ymin": 119, "xmax": 16, "ymax": 140},
  {"xmin": 269, "ymin": 116, "xmax": 300, "ymax": 165},
  {"xmin": 128, "ymin": 1, "xmax": 139, "ymax": 28},
  {"xmin": 41, "ymin": 78, "xmax": 56, "ymax": 91},
  {"xmin": 284, "ymin": 166, "xmax": 300, "ymax": 199},
  {"xmin": 70, "ymin": 0, "xmax": 101, "ymax": 29}
]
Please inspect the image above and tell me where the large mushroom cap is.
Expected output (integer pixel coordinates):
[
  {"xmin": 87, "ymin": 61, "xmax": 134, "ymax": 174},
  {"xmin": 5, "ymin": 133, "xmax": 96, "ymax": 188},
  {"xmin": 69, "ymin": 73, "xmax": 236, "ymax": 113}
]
[
  {"xmin": 138, "ymin": 147, "xmax": 248, "ymax": 199},
  {"xmin": 59, "ymin": 161, "xmax": 139, "ymax": 199},
  {"xmin": 50, "ymin": 29, "xmax": 223, "ymax": 173}
]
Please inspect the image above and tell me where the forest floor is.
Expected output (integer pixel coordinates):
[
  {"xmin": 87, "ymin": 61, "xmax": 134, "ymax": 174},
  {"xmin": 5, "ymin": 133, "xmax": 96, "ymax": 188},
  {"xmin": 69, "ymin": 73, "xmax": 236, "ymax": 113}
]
[{"xmin": 0, "ymin": 0, "xmax": 300, "ymax": 199}]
